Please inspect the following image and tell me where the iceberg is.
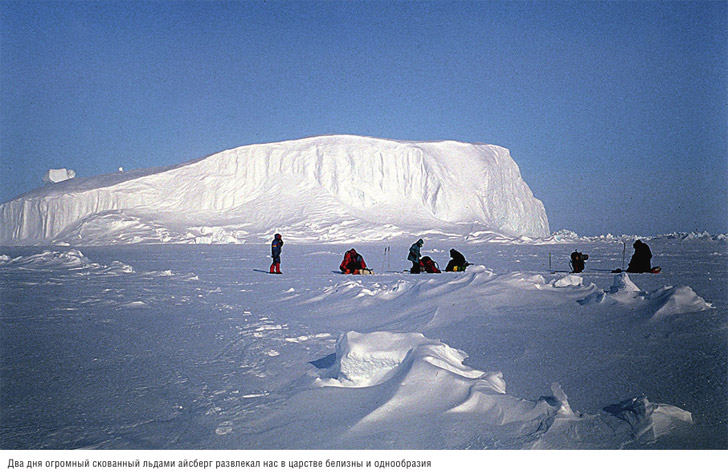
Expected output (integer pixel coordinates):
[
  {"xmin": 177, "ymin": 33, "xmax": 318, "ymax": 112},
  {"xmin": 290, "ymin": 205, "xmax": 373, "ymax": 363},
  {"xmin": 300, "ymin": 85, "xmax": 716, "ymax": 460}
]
[{"xmin": 0, "ymin": 135, "xmax": 549, "ymax": 245}]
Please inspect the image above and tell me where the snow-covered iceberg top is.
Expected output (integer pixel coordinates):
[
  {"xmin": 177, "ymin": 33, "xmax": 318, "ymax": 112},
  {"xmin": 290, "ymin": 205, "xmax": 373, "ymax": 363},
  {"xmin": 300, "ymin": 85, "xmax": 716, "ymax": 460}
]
[{"xmin": 0, "ymin": 135, "xmax": 549, "ymax": 245}]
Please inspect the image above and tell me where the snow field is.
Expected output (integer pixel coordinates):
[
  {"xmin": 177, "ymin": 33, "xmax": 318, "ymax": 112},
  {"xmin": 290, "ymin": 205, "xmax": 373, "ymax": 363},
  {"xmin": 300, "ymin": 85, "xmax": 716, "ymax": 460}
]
[{"xmin": 0, "ymin": 237, "xmax": 725, "ymax": 449}]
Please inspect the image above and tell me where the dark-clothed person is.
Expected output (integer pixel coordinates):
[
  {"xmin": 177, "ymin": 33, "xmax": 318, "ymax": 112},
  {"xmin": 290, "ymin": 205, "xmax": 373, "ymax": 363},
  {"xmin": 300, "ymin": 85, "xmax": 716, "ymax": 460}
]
[
  {"xmin": 270, "ymin": 233, "xmax": 283, "ymax": 274},
  {"xmin": 445, "ymin": 249, "xmax": 468, "ymax": 272},
  {"xmin": 626, "ymin": 240, "xmax": 652, "ymax": 273}
]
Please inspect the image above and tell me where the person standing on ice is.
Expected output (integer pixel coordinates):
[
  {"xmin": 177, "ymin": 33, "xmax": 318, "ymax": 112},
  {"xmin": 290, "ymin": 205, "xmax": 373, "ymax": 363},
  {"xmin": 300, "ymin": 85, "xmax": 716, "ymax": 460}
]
[
  {"xmin": 270, "ymin": 233, "xmax": 283, "ymax": 274},
  {"xmin": 408, "ymin": 239, "xmax": 424, "ymax": 274},
  {"xmin": 626, "ymin": 239, "xmax": 652, "ymax": 273}
]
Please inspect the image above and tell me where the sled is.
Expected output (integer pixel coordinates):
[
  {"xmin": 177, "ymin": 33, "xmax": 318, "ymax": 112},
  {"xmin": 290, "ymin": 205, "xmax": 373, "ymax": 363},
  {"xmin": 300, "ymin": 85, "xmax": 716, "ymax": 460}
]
[
  {"xmin": 610, "ymin": 267, "xmax": 661, "ymax": 274},
  {"xmin": 338, "ymin": 269, "xmax": 374, "ymax": 275}
]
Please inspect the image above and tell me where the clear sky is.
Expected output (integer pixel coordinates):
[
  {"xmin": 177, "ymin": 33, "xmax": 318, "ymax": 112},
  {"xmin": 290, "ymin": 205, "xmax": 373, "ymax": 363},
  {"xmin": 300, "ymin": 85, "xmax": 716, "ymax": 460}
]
[{"xmin": 1, "ymin": 0, "xmax": 726, "ymax": 236}]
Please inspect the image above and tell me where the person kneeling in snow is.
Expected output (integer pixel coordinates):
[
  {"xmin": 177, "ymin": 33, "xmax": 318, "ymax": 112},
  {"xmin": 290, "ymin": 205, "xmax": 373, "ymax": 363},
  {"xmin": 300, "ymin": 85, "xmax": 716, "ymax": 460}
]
[
  {"xmin": 420, "ymin": 256, "xmax": 441, "ymax": 273},
  {"xmin": 627, "ymin": 239, "xmax": 652, "ymax": 273},
  {"xmin": 445, "ymin": 249, "xmax": 469, "ymax": 272},
  {"xmin": 340, "ymin": 249, "xmax": 369, "ymax": 274}
]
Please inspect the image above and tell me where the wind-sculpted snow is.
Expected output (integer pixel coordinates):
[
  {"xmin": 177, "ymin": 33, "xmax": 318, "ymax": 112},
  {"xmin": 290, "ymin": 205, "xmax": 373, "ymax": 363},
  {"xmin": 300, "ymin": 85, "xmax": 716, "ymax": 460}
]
[
  {"xmin": 578, "ymin": 273, "xmax": 713, "ymax": 320},
  {"xmin": 0, "ymin": 249, "xmax": 133, "ymax": 275},
  {"xmin": 311, "ymin": 330, "xmax": 692, "ymax": 448},
  {"xmin": 1, "ymin": 240, "xmax": 722, "ymax": 449},
  {"xmin": 317, "ymin": 331, "xmax": 497, "ymax": 388},
  {"xmin": 0, "ymin": 135, "xmax": 549, "ymax": 245}
]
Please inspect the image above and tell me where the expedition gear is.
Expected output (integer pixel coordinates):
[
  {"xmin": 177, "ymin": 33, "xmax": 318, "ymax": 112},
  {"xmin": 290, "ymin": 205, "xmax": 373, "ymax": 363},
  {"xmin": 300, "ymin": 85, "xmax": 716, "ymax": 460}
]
[{"xmin": 421, "ymin": 256, "xmax": 441, "ymax": 273}]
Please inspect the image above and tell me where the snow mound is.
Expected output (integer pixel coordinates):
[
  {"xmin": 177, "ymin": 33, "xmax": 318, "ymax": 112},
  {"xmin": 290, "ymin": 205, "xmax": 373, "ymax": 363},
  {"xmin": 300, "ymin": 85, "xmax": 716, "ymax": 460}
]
[
  {"xmin": 316, "ymin": 331, "xmax": 692, "ymax": 448},
  {"xmin": 0, "ymin": 135, "xmax": 549, "ymax": 245},
  {"xmin": 317, "ymin": 331, "xmax": 494, "ymax": 388},
  {"xmin": 533, "ymin": 395, "xmax": 693, "ymax": 449},
  {"xmin": 550, "ymin": 274, "xmax": 584, "ymax": 288},
  {"xmin": 579, "ymin": 273, "xmax": 713, "ymax": 320},
  {"xmin": 648, "ymin": 285, "xmax": 713, "ymax": 321},
  {"xmin": 610, "ymin": 272, "xmax": 642, "ymax": 293},
  {"xmin": 0, "ymin": 249, "xmax": 133, "ymax": 275}
]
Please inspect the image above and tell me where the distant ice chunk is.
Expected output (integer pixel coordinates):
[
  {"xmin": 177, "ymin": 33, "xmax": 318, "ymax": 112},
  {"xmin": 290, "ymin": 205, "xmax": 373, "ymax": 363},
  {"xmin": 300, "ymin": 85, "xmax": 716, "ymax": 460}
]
[{"xmin": 42, "ymin": 168, "xmax": 75, "ymax": 184}]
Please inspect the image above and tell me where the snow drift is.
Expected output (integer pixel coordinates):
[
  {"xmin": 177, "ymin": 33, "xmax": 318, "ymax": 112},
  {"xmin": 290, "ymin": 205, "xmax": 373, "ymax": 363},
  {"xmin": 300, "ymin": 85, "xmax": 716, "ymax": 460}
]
[
  {"xmin": 0, "ymin": 135, "xmax": 549, "ymax": 245},
  {"xmin": 312, "ymin": 331, "xmax": 692, "ymax": 448},
  {"xmin": 0, "ymin": 248, "xmax": 133, "ymax": 275},
  {"xmin": 578, "ymin": 273, "xmax": 713, "ymax": 321}
]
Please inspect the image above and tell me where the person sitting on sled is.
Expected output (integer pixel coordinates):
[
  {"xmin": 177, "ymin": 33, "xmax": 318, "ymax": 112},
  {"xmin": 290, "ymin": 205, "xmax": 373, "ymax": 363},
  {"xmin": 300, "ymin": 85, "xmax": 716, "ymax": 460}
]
[
  {"xmin": 269, "ymin": 233, "xmax": 283, "ymax": 274},
  {"xmin": 627, "ymin": 240, "xmax": 652, "ymax": 273},
  {"xmin": 445, "ymin": 249, "xmax": 469, "ymax": 272},
  {"xmin": 340, "ymin": 249, "xmax": 368, "ymax": 274}
]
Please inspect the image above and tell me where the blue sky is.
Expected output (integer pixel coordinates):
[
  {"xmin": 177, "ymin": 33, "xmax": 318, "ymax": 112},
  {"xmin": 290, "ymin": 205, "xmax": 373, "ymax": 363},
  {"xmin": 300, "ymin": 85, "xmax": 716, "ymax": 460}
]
[{"xmin": 1, "ymin": 0, "xmax": 726, "ymax": 235}]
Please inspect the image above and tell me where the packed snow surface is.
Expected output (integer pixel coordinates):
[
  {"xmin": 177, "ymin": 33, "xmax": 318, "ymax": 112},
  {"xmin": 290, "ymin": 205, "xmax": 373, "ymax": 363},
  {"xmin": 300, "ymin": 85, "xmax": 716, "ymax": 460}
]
[
  {"xmin": 0, "ymin": 135, "xmax": 549, "ymax": 245},
  {"xmin": 1, "ymin": 236, "xmax": 725, "ymax": 449}
]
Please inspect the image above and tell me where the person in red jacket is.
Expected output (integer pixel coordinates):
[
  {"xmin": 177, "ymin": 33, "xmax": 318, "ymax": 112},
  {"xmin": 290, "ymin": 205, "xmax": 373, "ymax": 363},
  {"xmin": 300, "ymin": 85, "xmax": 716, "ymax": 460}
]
[{"xmin": 339, "ymin": 249, "xmax": 367, "ymax": 274}]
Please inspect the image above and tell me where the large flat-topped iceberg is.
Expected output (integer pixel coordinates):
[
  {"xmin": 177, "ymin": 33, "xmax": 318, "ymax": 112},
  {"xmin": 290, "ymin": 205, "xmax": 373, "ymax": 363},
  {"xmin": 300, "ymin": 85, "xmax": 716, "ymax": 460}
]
[{"xmin": 0, "ymin": 135, "xmax": 549, "ymax": 245}]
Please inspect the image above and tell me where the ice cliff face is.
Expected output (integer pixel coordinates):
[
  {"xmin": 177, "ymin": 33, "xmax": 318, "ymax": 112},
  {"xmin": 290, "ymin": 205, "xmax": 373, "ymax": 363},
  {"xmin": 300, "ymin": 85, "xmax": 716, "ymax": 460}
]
[{"xmin": 0, "ymin": 135, "xmax": 549, "ymax": 245}]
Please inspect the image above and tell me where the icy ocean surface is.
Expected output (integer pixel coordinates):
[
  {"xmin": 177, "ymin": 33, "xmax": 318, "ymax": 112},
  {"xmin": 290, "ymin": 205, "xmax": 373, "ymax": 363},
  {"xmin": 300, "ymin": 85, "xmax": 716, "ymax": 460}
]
[{"xmin": 0, "ymin": 237, "xmax": 725, "ymax": 449}]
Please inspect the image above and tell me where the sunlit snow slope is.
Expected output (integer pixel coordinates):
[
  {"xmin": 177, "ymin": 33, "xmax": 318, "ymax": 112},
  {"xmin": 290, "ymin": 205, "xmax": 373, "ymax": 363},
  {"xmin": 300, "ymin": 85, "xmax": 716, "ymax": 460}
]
[{"xmin": 0, "ymin": 135, "xmax": 549, "ymax": 245}]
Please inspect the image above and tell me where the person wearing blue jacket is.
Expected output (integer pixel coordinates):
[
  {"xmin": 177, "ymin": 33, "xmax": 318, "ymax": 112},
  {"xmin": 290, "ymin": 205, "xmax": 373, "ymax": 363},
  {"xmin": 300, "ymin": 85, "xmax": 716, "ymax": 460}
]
[
  {"xmin": 270, "ymin": 233, "xmax": 283, "ymax": 274},
  {"xmin": 408, "ymin": 239, "xmax": 424, "ymax": 274}
]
